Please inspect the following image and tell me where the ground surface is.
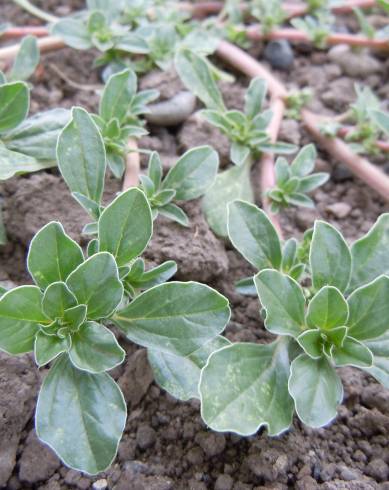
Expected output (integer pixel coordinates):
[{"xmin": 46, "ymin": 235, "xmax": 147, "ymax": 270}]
[{"xmin": 1, "ymin": 1, "xmax": 389, "ymax": 489}]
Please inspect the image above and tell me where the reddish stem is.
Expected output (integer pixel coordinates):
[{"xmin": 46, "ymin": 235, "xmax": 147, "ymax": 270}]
[
  {"xmin": 245, "ymin": 25, "xmax": 389, "ymax": 50},
  {"xmin": 0, "ymin": 35, "xmax": 65, "ymax": 61},
  {"xmin": 303, "ymin": 110, "xmax": 389, "ymax": 201},
  {"xmin": 337, "ymin": 126, "xmax": 389, "ymax": 152},
  {"xmin": 1, "ymin": 26, "xmax": 49, "ymax": 40},
  {"xmin": 179, "ymin": 1, "xmax": 224, "ymax": 17},
  {"xmin": 284, "ymin": 0, "xmax": 376, "ymax": 18},
  {"xmin": 122, "ymin": 139, "xmax": 140, "ymax": 190}
]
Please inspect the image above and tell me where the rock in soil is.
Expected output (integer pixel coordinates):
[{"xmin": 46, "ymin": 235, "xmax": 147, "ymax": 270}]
[
  {"xmin": 146, "ymin": 91, "xmax": 196, "ymax": 126},
  {"xmin": 264, "ymin": 40, "xmax": 295, "ymax": 70},
  {"xmin": 118, "ymin": 349, "xmax": 154, "ymax": 408},
  {"xmin": 328, "ymin": 45, "xmax": 381, "ymax": 78},
  {"xmin": 0, "ymin": 353, "xmax": 38, "ymax": 487}
]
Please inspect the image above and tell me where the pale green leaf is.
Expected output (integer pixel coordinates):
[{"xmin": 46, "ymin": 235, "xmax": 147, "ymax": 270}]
[
  {"xmin": 228, "ymin": 200, "xmax": 282, "ymax": 270},
  {"xmin": 244, "ymin": 77, "xmax": 267, "ymax": 120},
  {"xmin": 36, "ymin": 355, "xmax": 126, "ymax": 475},
  {"xmin": 34, "ymin": 331, "xmax": 70, "ymax": 367},
  {"xmin": 52, "ymin": 19, "xmax": 93, "ymax": 50},
  {"xmin": 289, "ymin": 354, "xmax": 343, "ymax": 427},
  {"xmin": 27, "ymin": 222, "xmax": 84, "ymax": 289},
  {"xmin": 148, "ymin": 336, "xmax": 230, "ymax": 401},
  {"xmin": 42, "ymin": 282, "xmax": 77, "ymax": 320},
  {"xmin": 162, "ymin": 146, "xmax": 219, "ymax": 200},
  {"xmin": 113, "ymin": 281, "xmax": 230, "ymax": 356},
  {"xmin": 203, "ymin": 161, "xmax": 254, "ymax": 237},
  {"xmin": 0, "ymin": 145, "xmax": 50, "ymax": 180},
  {"xmin": 199, "ymin": 339, "xmax": 294, "ymax": 436},
  {"xmin": 331, "ymin": 337, "xmax": 373, "ymax": 368},
  {"xmin": 363, "ymin": 332, "xmax": 389, "ymax": 388},
  {"xmin": 66, "ymin": 252, "xmax": 123, "ymax": 320},
  {"xmin": 255, "ymin": 269, "xmax": 305, "ymax": 337},
  {"xmin": 98, "ymin": 188, "xmax": 152, "ymax": 266},
  {"xmin": 310, "ymin": 221, "xmax": 351, "ymax": 292},
  {"xmin": 9, "ymin": 35, "xmax": 39, "ymax": 82},
  {"xmin": 0, "ymin": 82, "xmax": 29, "ymax": 133},
  {"xmin": 69, "ymin": 322, "xmax": 125, "ymax": 373},
  {"xmin": 306, "ymin": 286, "xmax": 348, "ymax": 330},
  {"xmin": 99, "ymin": 68, "xmax": 137, "ymax": 123}
]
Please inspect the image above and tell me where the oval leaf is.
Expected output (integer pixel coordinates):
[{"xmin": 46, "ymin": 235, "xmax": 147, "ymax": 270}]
[
  {"xmin": 98, "ymin": 188, "xmax": 152, "ymax": 266},
  {"xmin": 310, "ymin": 221, "xmax": 351, "ymax": 293},
  {"xmin": 289, "ymin": 354, "xmax": 343, "ymax": 428},
  {"xmin": 66, "ymin": 252, "xmax": 123, "ymax": 320},
  {"xmin": 200, "ymin": 339, "xmax": 294, "ymax": 436},
  {"xmin": 0, "ymin": 81, "xmax": 29, "ymax": 133},
  {"xmin": 113, "ymin": 281, "xmax": 230, "ymax": 356},
  {"xmin": 99, "ymin": 68, "xmax": 137, "ymax": 123},
  {"xmin": 306, "ymin": 286, "xmax": 348, "ymax": 330},
  {"xmin": 69, "ymin": 322, "xmax": 125, "ymax": 373},
  {"xmin": 36, "ymin": 355, "xmax": 126, "ymax": 475},
  {"xmin": 162, "ymin": 146, "xmax": 219, "ymax": 201},
  {"xmin": 27, "ymin": 222, "xmax": 84, "ymax": 289},
  {"xmin": 254, "ymin": 269, "xmax": 305, "ymax": 337},
  {"xmin": 42, "ymin": 282, "xmax": 78, "ymax": 320},
  {"xmin": 57, "ymin": 107, "xmax": 106, "ymax": 204},
  {"xmin": 0, "ymin": 286, "xmax": 48, "ymax": 354},
  {"xmin": 228, "ymin": 200, "xmax": 282, "ymax": 270}
]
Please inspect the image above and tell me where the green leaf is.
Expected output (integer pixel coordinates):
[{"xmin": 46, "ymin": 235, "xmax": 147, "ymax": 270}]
[
  {"xmin": 69, "ymin": 322, "xmax": 125, "ymax": 373},
  {"xmin": 363, "ymin": 332, "xmax": 389, "ymax": 388},
  {"xmin": 347, "ymin": 275, "xmax": 389, "ymax": 340},
  {"xmin": 113, "ymin": 282, "xmax": 230, "ymax": 356},
  {"xmin": 52, "ymin": 19, "xmax": 93, "ymax": 50},
  {"xmin": 27, "ymin": 222, "xmax": 84, "ymax": 289},
  {"xmin": 349, "ymin": 213, "xmax": 389, "ymax": 291},
  {"xmin": 244, "ymin": 77, "xmax": 267, "ymax": 120},
  {"xmin": 290, "ymin": 144, "xmax": 316, "ymax": 177},
  {"xmin": 230, "ymin": 142, "xmax": 250, "ymax": 166},
  {"xmin": 199, "ymin": 339, "xmax": 294, "ymax": 436},
  {"xmin": 99, "ymin": 68, "xmax": 137, "ymax": 123},
  {"xmin": 148, "ymin": 152, "xmax": 162, "ymax": 189},
  {"xmin": 286, "ymin": 193, "xmax": 314, "ymax": 208},
  {"xmin": 34, "ymin": 331, "xmax": 70, "ymax": 367},
  {"xmin": 331, "ymin": 337, "xmax": 373, "ymax": 368},
  {"xmin": 148, "ymin": 336, "xmax": 230, "ymax": 401},
  {"xmin": 4, "ymin": 108, "xmax": 70, "ymax": 161},
  {"xmin": 228, "ymin": 200, "xmax": 282, "ymax": 270},
  {"xmin": 63, "ymin": 304, "xmax": 87, "ymax": 329},
  {"xmin": 0, "ymin": 82, "xmax": 29, "ymax": 133},
  {"xmin": 310, "ymin": 221, "xmax": 351, "ymax": 293},
  {"xmin": 203, "ymin": 161, "xmax": 254, "ymax": 237},
  {"xmin": 235, "ymin": 276, "xmax": 256, "ymax": 295},
  {"xmin": 159, "ymin": 203, "xmax": 189, "ymax": 227},
  {"xmin": 57, "ymin": 107, "xmax": 106, "ymax": 205},
  {"xmin": 306, "ymin": 286, "xmax": 348, "ymax": 330},
  {"xmin": 0, "ymin": 145, "xmax": 50, "ymax": 180},
  {"xmin": 98, "ymin": 188, "xmax": 152, "ymax": 266},
  {"xmin": 254, "ymin": 269, "xmax": 305, "ymax": 337},
  {"xmin": 298, "ymin": 173, "xmax": 329, "ymax": 192},
  {"xmin": 9, "ymin": 35, "xmax": 39, "ymax": 82},
  {"xmin": 0, "ymin": 286, "xmax": 48, "ymax": 354},
  {"xmin": 289, "ymin": 354, "xmax": 343, "ymax": 427},
  {"xmin": 162, "ymin": 146, "xmax": 219, "ymax": 201},
  {"xmin": 371, "ymin": 110, "xmax": 389, "ymax": 135},
  {"xmin": 128, "ymin": 261, "xmax": 177, "ymax": 290},
  {"xmin": 73, "ymin": 192, "xmax": 101, "ymax": 220},
  {"xmin": 297, "ymin": 329, "xmax": 322, "ymax": 359},
  {"xmin": 36, "ymin": 355, "xmax": 126, "ymax": 475},
  {"xmin": 42, "ymin": 282, "xmax": 77, "ymax": 320},
  {"xmin": 175, "ymin": 49, "xmax": 225, "ymax": 111},
  {"xmin": 66, "ymin": 252, "xmax": 123, "ymax": 320}
]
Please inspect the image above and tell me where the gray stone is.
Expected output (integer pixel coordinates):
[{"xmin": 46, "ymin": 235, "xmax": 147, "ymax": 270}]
[{"xmin": 264, "ymin": 40, "xmax": 294, "ymax": 70}]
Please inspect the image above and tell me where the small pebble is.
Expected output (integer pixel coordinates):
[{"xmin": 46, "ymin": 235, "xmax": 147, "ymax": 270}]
[
  {"xmin": 326, "ymin": 202, "xmax": 352, "ymax": 219},
  {"xmin": 146, "ymin": 91, "xmax": 196, "ymax": 126},
  {"xmin": 93, "ymin": 479, "xmax": 108, "ymax": 490},
  {"xmin": 328, "ymin": 45, "xmax": 381, "ymax": 78},
  {"xmin": 264, "ymin": 40, "xmax": 294, "ymax": 70},
  {"xmin": 136, "ymin": 425, "xmax": 157, "ymax": 450}
]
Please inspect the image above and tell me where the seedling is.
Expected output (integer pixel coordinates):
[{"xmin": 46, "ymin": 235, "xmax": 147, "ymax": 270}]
[
  {"xmin": 284, "ymin": 87, "xmax": 313, "ymax": 120},
  {"xmin": 140, "ymin": 146, "xmax": 219, "ymax": 227},
  {"xmin": 250, "ymin": 0, "xmax": 287, "ymax": 34},
  {"xmin": 175, "ymin": 49, "xmax": 296, "ymax": 236},
  {"xmin": 291, "ymin": 11, "xmax": 334, "ymax": 48},
  {"xmin": 0, "ymin": 104, "xmax": 231, "ymax": 475},
  {"xmin": 92, "ymin": 67, "xmax": 158, "ymax": 178},
  {"xmin": 198, "ymin": 199, "xmax": 389, "ymax": 436},
  {"xmin": 267, "ymin": 144, "xmax": 329, "ymax": 212}
]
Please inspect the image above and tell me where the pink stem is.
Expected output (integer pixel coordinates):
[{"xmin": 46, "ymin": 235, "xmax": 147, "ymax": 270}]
[
  {"xmin": 0, "ymin": 35, "xmax": 65, "ymax": 61},
  {"xmin": 284, "ymin": 0, "xmax": 376, "ymax": 18},
  {"xmin": 303, "ymin": 110, "xmax": 389, "ymax": 201},
  {"xmin": 1, "ymin": 26, "xmax": 49, "ymax": 39},
  {"xmin": 245, "ymin": 26, "xmax": 389, "ymax": 50},
  {"xmin": 122, "ymin": 139, "xmax": 140, "ymax": 190}
]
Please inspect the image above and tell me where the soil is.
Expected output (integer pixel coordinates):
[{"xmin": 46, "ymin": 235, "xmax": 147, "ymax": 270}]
[{"xmin": 1, "ymin": 1, "xmax": 389, "ymax": 489}]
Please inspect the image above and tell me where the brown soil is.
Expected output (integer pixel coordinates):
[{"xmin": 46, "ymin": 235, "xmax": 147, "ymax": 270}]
[{"xmin": 1, "ymin": 2, "xmax": 389, "ymax": 489}]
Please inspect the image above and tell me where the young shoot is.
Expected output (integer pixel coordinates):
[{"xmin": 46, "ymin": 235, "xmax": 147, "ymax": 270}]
[
  {"xmin": 250, "ymin": 0, "xmax": 287, "ymax": 34},
  {"xmin": 199, "ymin": 199, "xmax": 389, "ymax": 436},
  {"xmin": 140, "ymin": 146, "xmax": 219, "ymax": 227},
  {"xmin": 267, "ymin": 144, "xmax": 329, "ymax": 213},
  {"xmin": 92, "ymin": 67, "xmax": 159, "ymax": 178},
  {"xmin": 284, "ymin": 87, "xmax": 313, "ymax": 120},
  {"xmin": 291, "ymin": 11, "xmax": 334, "ymax": 48},
  {"xmin": 175, "ymin": 49, "xmax": 296, "ymax": 236},
  {"xmin": 0, "ymin": 103, "xmax": 231, "ymax": 475}
]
